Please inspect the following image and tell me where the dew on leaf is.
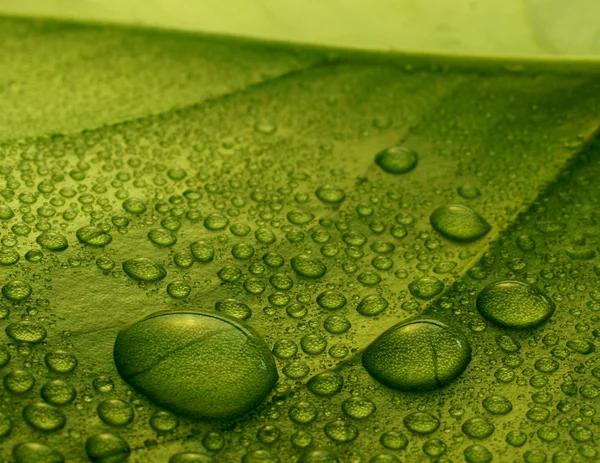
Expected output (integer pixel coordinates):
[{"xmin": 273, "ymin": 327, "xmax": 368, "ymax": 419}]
[
  {"xmin": 363, "ymin": 319, "xmax": 471, "ymax": 391},
  {"xmin": 148, "ymin": 228, "xmax": 177, "ymax": 246},
  {"xmin": 430, "ymin": 204, "xmax": 491, "ymax": 242},
  {"xmin": 356, "ymin": 295, "xmax": 388, "ymax": 316},
  {"xmin": 315, "ymin": 185, "xmax": 346, "ymax": 204},
  {"xmin": 40, "ymin": 379, "xmax": 76, "ymax": 405},
  {"xmin": 113, "ymin": 311, "xmax": 278, "ymax": 419},
  {"xmin": 45, "ymin": 351, "xmax": 77, "ymax": 374},
  {"xmin": 122, "ymin": 258, "xmax": 166, "ymax": 282},
  {"xmin": 307, "ymin": 372, "xmax": 343, "ymax": 396},
  {"xmin": 85, "ymin": 433, "xmax": 130, "ymax": 463},
  {"xmin": 317, "ymin": 291, "xmax": 346, "ymax": 310},
  {"xmin": 477, "ymin": 280, "xmax": 555, "ymax": 329},
  {"xmin": 2, "ymin": 280, "xmax": 32, "ymax": 302},
  {"xmin": 215, "ymin": 299, "xmax": 252, "ymax": 320},
  {"xmin": 403, "ymin": 412, "xmax": 440, "ymax": 434},
  {"xmin": 408, "ymin": 276, "xmax": 444, "ymax": 299},
  {"xmin": 97, "ymin": 399, "xmax": 134, "ymax": 426},
  {"xmin": 76, "ymin": 226, "xmax": 112, "ymax": 246},
  {"xmin": 22, "ymin": 402, "xmax": 66, "ymax": 432},
  {"xmin": 341, "ymin": 396, "xmax": 376, "ymax": 420},
  {"xmin": 12, "ymin": 443, "xmax": 64, "ymax": 463},
  {"xmin": 204, "ymin": 213, "xmax": 229, "ymax": 231},
  {"xmin": 6, "ymin": 322, "xmax": 46, "ymax": 343},
  {"xmin": 291, "ymin": 254, "xmax": 326, "ymax": 278},
  {"xmin": 375, "ymin": 146, "xmax": 418, "ymax": 174}
]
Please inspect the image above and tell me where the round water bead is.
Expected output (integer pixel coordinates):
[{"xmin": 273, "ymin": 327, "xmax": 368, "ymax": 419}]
[
  {"xmin": 22, "ymin": 402, "xmax": 66, "ymax": 432},
  {"xmin": 291, "ymin": 254, "xmax": 326, "ymax": 278},
  {"xmin": 324, "ymin": 420, "xmax": 358, "ymax": 442},
  {"xmin": 148, "ymin": 229, "xmax": 177, "ymax": 247},
  {"xmin": 122, "ymin": 258, "xmax": 166, "ymax": 282},
  {"xmin": 457, "ymin": 184, "xmax": 481, "ymax": 199},
  {"xmin": 41, "ymin": 379, "xmax": 76, "ymax": 405},
  {"xmin": 380, "ymin": 431, "xmax": 408, "ymax": 450},
  {"xmin": 341, "ymin": 396, "xmax": 376, "ymax": 419},
  {"xmin": 85, "ymin": 433, "xmax": 130, "ymax": 463},
  {"xmin": 36, "ymin": 232, "xmax": 68, "ymax": 251},
  {"xmin": 316, "ymin": 291, "xmax": 346, "ymax": 310},
  {"xmin": 476, "ymin": 281, "xmax": 555, "ymax": 329},
  {"xmin": 363, "ymin": 319, "xmax": 471, "ymax": 391},
  {"xmin": 12, "ymin": 443, "xmax": 64, "ymax": 463},
  {"xmin": 482, "ymin": 395, "xmax": 512, "ymax": 415},
  {"xmin": 122, "ymin": 197, "xmax": 146, "ymax": 214},
  {"xmin": 430, "ymin": 204, "xmax": 491, "ymax": 241},
  {"xmin": 0, "ymin": 249, "xmax": 20, "ymax": 265},
  {"xmin": 45, "ymin": 351, "xmax": 77, "ymax": 374},
  {"xmin": 204, "ymin": 213, "xmax": 229, "ymax": 231},
  {"xmin": 375, "ymin": 146, "xmax": 418, "ymax": 174},
  {"xmin": 462, "ymin": 417, "xmax": 495, "ymax": 439},
  {"xmin": 97, "ymin": 399, "xmax": 134, "ymax": 426},
  {"xmin": 307, "ymin": 372, "xmax": 344, "ymax": 396},
  {"xmin": 114, "ymin": 311, "xmax": 278, "ymax": 419},
  {"xmin": 408, "ymin": 276, "xmax": 444, "ymax": 299},
  {"xmin": 2, "ymin": 280, "xmax": 32, "ymax": 302},
  {"xmin": 150, "ymin": 410, "xmax": 179, "ymax": 432},
  {"xmin": 356, "ymin": 295, "xmax": 388, "ymax": 316},
  {"xmin": 463, "ymin": 445, "xmax": 492, "ymax": 463},
  {"xmin": 167, "ymin": 281, "xmax": 191, "ymax": 299},
  {"xmin": 4, "ymin": 369, "xmax": 35, "ymax": 394},
  {"xmin": 403, "ymin": 412, "xmax": 440, "ymax": 434},
  {"xmin": 215, "ymin": 299, "xmax": 252, "ymax": 320},
  {"xmin": 315, "ymin": 185, "xmax": 346, "ymax": 204},
  {"xmin": 76, "ymin": 226, "xmax": 112, "ymax": 246},
  {"xmin": 6, "ymin": 322, "xmax": 46, "ymax": 343},
  {"xmin": 324, "ymin": 315, "xmax": 351, "ymax": 334},
  {"xmin": 289, "ymin": 401, "xmax": 318, "ymax": 424},
  {"xmin": 190, "ymin": 241, "xmax": 215, "ymax": 263}
]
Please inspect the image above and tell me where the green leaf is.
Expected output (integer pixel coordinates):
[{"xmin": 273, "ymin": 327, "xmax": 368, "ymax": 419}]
[{"xmin": 0, "ymin": 15, "xmax": 599, "ymax": 463}]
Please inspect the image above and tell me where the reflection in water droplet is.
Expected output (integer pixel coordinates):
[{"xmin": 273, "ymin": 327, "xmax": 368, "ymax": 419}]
[
  {"xmin": 430, "ymin": 204, "xmax": 491, "ymax": 241},
  {"xmin": 477, "ymin": 280, "xmax": 555, "ymax": 329},
  {"xmin": 363, "ymin": 319, "xmax": 471, "ymax": 391},
  {"xmin": 375, "ymin": 146, "xmax": 418, "ymax": 174},
  {"xmin": 114, "ymin": 311, "xmax": 278, "ymax": 419}
]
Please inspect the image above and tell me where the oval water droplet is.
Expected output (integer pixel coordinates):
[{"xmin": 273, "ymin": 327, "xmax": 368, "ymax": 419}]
[
  {"xmin": 114, "ymin": 311, "xmax": 278, "ymax": 419},
  {"xmin": 122, "ymin": 258, "xmax": 166, "ymax": 282},
  {"xmin": 477, "ymin": 280, "xmax": 555, "ymax": 329},
  {"xmin": 291, "ymin": 254, "xmax": 326, "ymax": 278},
  {"xmin": 430, "ymin": 205, "xmax": 491, "ymax": 242},
  {"xmin": 375, "ymin": 146, "xmax": 418, "ymax": 174},
  {"xmin": 76, "ymin": 226, "xmax": 112, "ymax": 246},
  {"xmin": 315, "ymin": 185, "xmax": 346, "ymax": 204},
  {"xmin": 362, "ymin": 319, "xmax": 471, "ymax": 391}
]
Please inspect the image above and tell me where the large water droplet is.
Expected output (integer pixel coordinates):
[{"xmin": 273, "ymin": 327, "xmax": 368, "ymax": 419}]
[
  {"xmin": 430, "ymin": 205, "xmax": 491, "ymax": 242},
  {"xmin": 122, "ymin": 258, "xmax": 166, "ymax": 282},
  {"xmin": 114, "ymin": 311, "xmax": 278, "ymax": 419},
  {"xmin": 375, "ymin": 146, "xmax": 418, "ymax": 174},
  {"xmin": 403, "ymin": 412, "xmax": 439, "ymax": 434},
  {"xmin": 477, "ymin": 280, "xmax": 555, "ymax": 329},
  {"xmin": 12, "ymin": 443, "xmax": 64, "ymax": 463},
  {"xmin": 315, "ymin": 185, "xmax": 345, "ymax": 204},
  {"xmin": 76, "ymin": 226, "xmax": 112, "ymax": 246},
  {"xmin": 85, "ymin": 433, "xmax": 130, "ymax": 463},
  {"xmin": 291, "ymin": 254, "xmax": 326, "ymax": 278},
  {"xmin": 362, "ymin": 319, "xmax": 471, "ymax": 391}
]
